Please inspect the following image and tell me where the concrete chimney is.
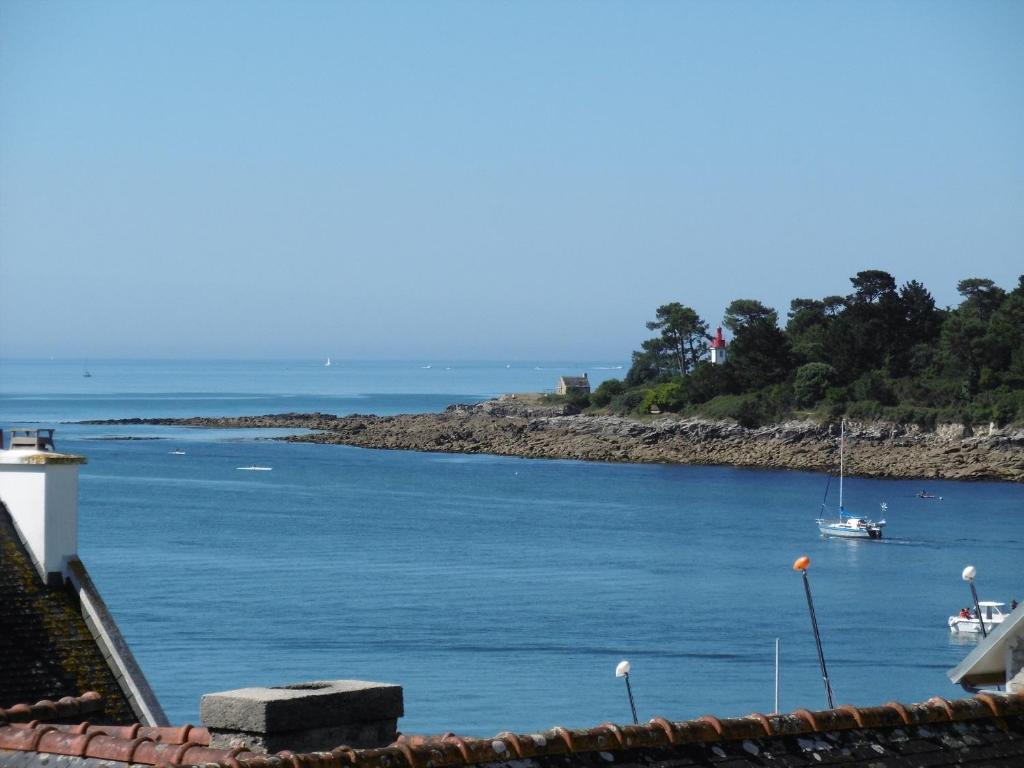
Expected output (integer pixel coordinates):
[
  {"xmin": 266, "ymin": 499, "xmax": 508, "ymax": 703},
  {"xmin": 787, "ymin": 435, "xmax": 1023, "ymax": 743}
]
[
  {"xmin": 0, "ymin": 429, "xmax": 86, "ymax": 586},
  {"xmin": 201, "ymin": 680, "xmax": 404, "ymax": 754}
]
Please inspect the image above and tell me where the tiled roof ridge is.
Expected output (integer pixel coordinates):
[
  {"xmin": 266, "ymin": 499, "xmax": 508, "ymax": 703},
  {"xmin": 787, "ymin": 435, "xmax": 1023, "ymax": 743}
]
[
  {"xmin": 0, "ymin": 692, "xmax": 1021, "ymax": 767},
  {"xmin": 0, "ymin": 692, "xmax": 104, "ymax": 724}
]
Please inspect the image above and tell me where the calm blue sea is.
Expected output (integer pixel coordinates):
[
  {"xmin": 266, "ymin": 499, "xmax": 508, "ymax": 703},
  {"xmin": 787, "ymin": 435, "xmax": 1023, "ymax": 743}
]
[{"xmin": 0, "ymin": 358, "xmax": 1021, "ymax": 736}]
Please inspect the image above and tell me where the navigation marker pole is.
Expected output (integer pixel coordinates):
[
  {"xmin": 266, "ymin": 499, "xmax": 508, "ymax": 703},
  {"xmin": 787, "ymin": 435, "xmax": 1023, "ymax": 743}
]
[
  {"xmin": 615, "ymin": 660, "xmax": 639, "ymax": 725},
  {"xmin": 774, "ymin": 638, "xmax": 780, "ymax": 714},
  {"xmin": 793, "ymin": 556, "xmax": 834, "ymax": 709},
  {"xmin": 962, "ymin": 565, "xmax": 987, "ymax": 638}
]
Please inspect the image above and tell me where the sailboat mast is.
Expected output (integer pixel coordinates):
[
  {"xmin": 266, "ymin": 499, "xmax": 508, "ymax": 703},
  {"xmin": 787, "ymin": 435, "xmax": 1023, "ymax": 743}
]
[{"xmin": 839, "ymin": 420, "xmax": 845, "ymax": 511}]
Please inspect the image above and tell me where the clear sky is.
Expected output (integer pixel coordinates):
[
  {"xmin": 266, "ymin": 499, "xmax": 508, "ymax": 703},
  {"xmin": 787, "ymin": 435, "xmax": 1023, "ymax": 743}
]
[{"xmin": 1, "ymin": 1, "xmax": 1021, "ymax": 360}]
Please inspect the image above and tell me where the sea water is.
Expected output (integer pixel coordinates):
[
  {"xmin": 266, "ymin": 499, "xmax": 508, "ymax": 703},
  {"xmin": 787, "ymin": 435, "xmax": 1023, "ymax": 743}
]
[{"xmin": 0, "ymin": 358, "xmax": 1021, "ymax": 735}]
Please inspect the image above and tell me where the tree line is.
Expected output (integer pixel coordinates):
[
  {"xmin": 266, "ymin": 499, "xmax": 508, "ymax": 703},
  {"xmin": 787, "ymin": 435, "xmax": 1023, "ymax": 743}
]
[{"xmin": 576, "ymin": 271, "xmax": 1024, "ymax": 428}]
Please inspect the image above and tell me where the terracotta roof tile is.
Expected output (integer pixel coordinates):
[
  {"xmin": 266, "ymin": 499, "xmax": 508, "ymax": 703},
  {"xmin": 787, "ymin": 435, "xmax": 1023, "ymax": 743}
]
[
  {"xmin": 2, "ymin": 692, "xmax": 1022, "ymax": 768},
  {"xmin": 0, "ymin": 693, "xmax": 102, "ymax": 724}
]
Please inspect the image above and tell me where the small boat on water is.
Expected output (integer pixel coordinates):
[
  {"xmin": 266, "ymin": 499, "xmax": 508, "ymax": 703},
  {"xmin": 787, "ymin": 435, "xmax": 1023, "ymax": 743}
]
[
  {"xmin": 816, "ymin": 420, "xmax": 886, "ymax": 540},
  {"xmin": 169, "ymin": 449, "xmax": 186, "ymax": 455},
  {"xmin": 948, "ymin": 602, "xmax": 1009, "ymax": 634},
  {"xmin": 818, "ymin": 511, "xmax": 886, "ymax": 539},
  {"xmin": 917, "ymin": 490, "xmax": 942, "ymax": 500},
  {"xmin": 237, "ymin": 465, "xmax": 272, "ymax": 471},
  {"xmin": 325, "ymin": 357, "xmax": 331, "ymax": 367}
]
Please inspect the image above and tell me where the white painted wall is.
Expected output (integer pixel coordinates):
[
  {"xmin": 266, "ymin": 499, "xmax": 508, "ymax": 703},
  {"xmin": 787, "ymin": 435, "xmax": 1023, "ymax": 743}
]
[
  {"xmin": 45, "ymin": 464, "xmax": 79, "ymax": 575},
  {"xmin": 0, "ymin": 460, "xmax": 79, "ymax": 580}
]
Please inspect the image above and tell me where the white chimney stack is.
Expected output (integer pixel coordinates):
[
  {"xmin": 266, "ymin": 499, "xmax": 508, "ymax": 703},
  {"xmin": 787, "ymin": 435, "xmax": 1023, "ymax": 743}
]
[{"xmin": 0, "ymin": 429, "xmax": 86, "ymax": 586}]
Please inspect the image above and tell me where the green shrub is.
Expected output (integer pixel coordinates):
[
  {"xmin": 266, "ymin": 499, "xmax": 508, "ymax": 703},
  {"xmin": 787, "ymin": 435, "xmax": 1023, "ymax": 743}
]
[
  {"xmin": 734, "ymin": 397, "xmax": 764, "ymax": 428},
  {"xmin": 794, "ymin": 363, "xmax": 836, "ymax": 406},
  {"xmin": 760, "ymin": 383, "xmax": 794, "ymax": 422},
  {"xmin": 852, "ymin": 370, "xmax": 897, "ymax": 405},
  {"xmin": 846, "ymin": 399, "xmax": 883, "ymax": 421},
  {"xmin": 609, "ymin": 391, "xmax": 645, "ymax": 414},
  {"xmin": 685, "ymin": 362, "xmax": 734, "ymax": 403},
  {"xmin": 542, "ymin": 390, "xmax": 591, "ymax": 413},
  {"xmin": 565, "ymin": 390, "xmax": 591, "ymax": 411},
  {"xmin": 590, "ymin": 378, "xmax": 625, "ymax": 408},
  {"xmin": 641, "ymin": 380, "xmax": 688, "ymax": 413},
  {"xmin": 698, "ymin": 393, "xmax": 765, "ymax": 427},
  {"xmin": 880, "ymin": 405, "xmax": 938, "ymax": 430},
  {"xmin": 992, "ymin": 389, "xmax": 1024, "ymax": 426}
]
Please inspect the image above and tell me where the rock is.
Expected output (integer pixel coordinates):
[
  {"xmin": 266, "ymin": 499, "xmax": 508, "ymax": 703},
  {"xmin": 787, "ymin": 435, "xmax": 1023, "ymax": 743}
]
[{"xmin": 78, "ymin": 404, "xmax": 1024, "ymax": 483}]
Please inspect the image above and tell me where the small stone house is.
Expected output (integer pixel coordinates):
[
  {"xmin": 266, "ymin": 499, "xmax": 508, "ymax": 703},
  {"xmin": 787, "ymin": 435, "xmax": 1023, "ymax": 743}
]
[{"xmin": 555, "ymin": 374, "xmax": 590, "ymax": 395}]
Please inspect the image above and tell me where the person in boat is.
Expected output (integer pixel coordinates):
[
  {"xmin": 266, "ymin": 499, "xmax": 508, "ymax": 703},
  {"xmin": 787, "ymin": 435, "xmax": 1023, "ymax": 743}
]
[
  {"xmin": 1013, "ymin": 598, "xmax": 1019, "ymax": 610},
  {"xmin": 959, "ymin": 607, "xmax": 970, "ymax": 619}
]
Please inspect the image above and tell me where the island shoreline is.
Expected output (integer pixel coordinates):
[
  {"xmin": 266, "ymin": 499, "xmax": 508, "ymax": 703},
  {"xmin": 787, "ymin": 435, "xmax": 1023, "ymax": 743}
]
[{"xmin": 77, "ymin": 396, "xmax": 1024, "ymax": 483}]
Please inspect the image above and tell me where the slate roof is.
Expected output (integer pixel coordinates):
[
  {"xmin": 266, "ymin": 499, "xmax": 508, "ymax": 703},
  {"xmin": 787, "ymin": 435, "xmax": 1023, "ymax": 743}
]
[
  {"xmin": 0, "ymin": 504, "xmax": 136, "ymax": 724},
  {"xmin": 0, "ymin": 691, "xmax": 1022, "ymax": 767}
]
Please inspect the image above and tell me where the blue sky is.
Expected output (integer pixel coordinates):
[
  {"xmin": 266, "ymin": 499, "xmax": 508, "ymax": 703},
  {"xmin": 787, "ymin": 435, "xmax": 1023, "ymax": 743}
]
[{"xmin": 1, "ymin": 1, "xmax": 1021, "ymax": 360}]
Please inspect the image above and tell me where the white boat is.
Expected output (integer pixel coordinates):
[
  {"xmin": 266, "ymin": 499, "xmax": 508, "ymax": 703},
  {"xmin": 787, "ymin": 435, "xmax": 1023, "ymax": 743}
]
[
  {"xmin": 237, "ymin": 465, "xmax": 272, "ymax": 471},
  {"xmin": 818, "ymin": 513, "xmax": 885, "ymax": 539},
  {"xmin": 325, "ymin": 357, "xmax": 331, "ymax": 367},
  {"xmin": 948, "ymin": 602, "xmax": 1009, "ymax": 634},
  {"xmin": 816, "ymin": 420, "xmax": 886, "ymax": 540},
  {"xmin": 169, "ymin": 449, "xmax": 186, "ymax": 455}
]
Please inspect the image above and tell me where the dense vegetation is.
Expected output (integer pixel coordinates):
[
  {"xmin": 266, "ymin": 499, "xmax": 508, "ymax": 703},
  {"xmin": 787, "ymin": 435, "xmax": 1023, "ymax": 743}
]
[{"xmin": 569, "ymin": 271, "xmax": 1024, "ymax": 428}]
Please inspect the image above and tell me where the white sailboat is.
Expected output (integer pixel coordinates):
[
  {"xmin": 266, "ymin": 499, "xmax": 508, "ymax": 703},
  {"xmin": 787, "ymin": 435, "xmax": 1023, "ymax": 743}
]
[
  {"xmin": 816, "ymin": 420, "xmax": 886, "ymax": 540},
  {"xmin": 325, "ymin": 357, "xmax": 332, "ymax": 367}
]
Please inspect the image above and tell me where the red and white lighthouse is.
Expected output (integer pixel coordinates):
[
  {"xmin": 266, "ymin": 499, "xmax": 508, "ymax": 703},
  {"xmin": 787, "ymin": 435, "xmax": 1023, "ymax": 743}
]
[{"xmin": 710, "ymin": 326, "xmax": 728, "ymax": 364}]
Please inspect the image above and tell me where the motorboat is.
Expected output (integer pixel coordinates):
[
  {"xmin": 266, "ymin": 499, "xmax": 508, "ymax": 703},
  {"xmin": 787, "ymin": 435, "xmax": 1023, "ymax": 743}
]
[
  {"xmin": 815, "ymin": 420, "xmax": 886, "ymax": 540},
  {"xmin": 237, "ymin": 465, "xmax": 272, "ymax": 471},
  {"xmin": 948, "ymin": 602, "xmax": 1009, "ymax": 634},
  {"xmin": 169, "ymin": 449, "xmax": 186, "ymax": 455}
]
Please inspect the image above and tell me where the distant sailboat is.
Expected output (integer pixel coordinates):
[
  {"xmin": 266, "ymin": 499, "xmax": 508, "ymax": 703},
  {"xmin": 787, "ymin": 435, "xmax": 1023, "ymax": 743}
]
[
  {"xmin": 82, "ymin": 359, "xmax": 92, "ymax": 378},
  {"xmin": 325, "ymin": 357, "xmax": 332, "ymax": 367},
  {"xmin": 816, "ymin": 420, "xmax": 886, "ymax": 539}
]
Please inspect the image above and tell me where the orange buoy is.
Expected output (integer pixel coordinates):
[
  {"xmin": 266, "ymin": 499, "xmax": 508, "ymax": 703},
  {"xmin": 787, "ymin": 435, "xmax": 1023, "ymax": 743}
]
[{"xmin": 793, "ymin": 555, "xmax": 810, "ymax": 571}]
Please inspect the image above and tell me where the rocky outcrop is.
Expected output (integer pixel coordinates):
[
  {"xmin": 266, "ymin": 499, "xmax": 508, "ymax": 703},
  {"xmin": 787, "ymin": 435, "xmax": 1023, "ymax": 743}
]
[{"xmin": 80, "ymin": 402, "xmax": 1024, "ymax": 482}]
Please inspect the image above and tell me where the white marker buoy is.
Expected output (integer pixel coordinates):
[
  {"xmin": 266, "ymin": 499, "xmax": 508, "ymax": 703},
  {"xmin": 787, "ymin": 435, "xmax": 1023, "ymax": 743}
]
[{"xmin": 615, "ymin": 660, "xmax": 638, "ymax": 724}]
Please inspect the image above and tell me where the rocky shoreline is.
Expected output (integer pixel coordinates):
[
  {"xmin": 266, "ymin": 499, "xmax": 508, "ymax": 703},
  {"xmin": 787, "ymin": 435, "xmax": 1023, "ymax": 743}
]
[{"xmin": 79, "ymin": 396, "xmax": 1024, "ymax": 482}]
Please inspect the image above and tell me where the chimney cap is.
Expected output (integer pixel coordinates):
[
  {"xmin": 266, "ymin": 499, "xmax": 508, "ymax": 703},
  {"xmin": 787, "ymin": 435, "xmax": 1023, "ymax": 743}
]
[
  {"xmin": 2, "ymin": 428, "xmax": 84, "ymax": 463},
  {"xmin": 201, "ymin": 680, "xmax": 403, "ymax": 733}
]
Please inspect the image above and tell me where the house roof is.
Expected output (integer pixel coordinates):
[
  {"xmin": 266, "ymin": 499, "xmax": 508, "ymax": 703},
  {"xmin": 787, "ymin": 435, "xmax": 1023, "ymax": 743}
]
[
  {"xmin": 1, "ymin": 691, "xmax": 1022, "ymax": 768},
  {"xmin": 559, "ymin": 376, "xmax": 589, "ymax": 387},
  {"xmin": 948, "ymin": 603, "xmax": 1024, "ymax": 689},
  {"xmin": 0, "ymin": 504, "xmax": 136, "ymax": 724}
]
